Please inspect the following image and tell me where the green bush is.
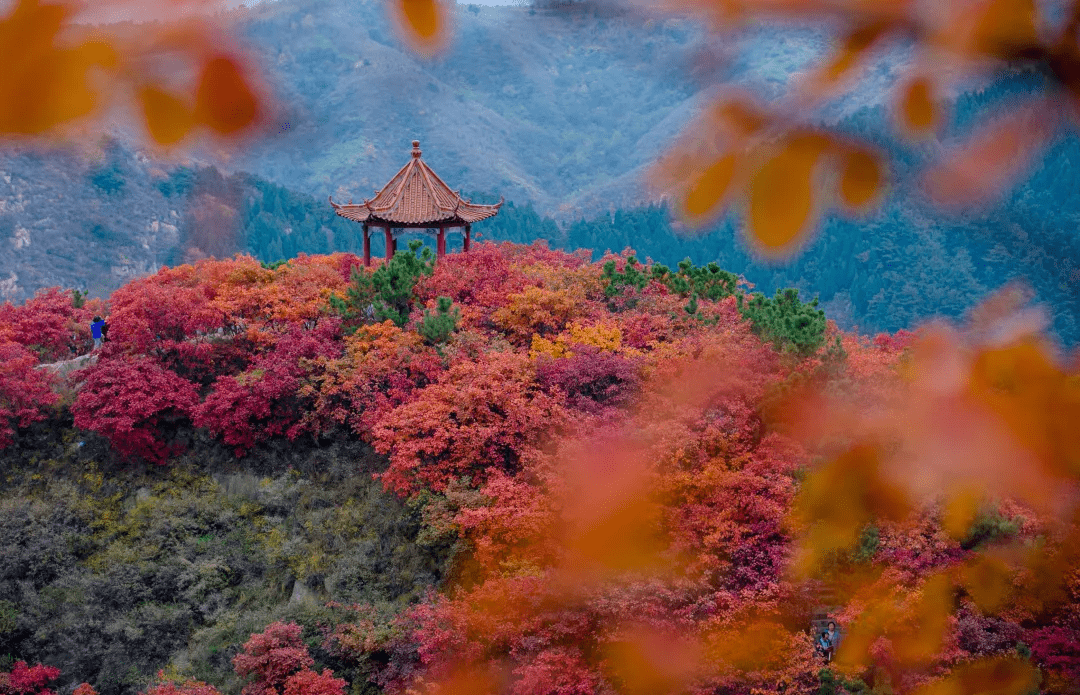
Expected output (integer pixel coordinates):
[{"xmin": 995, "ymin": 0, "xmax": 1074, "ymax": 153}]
[
  {"xmin": 960, "ymin": 510, "xmax": 1021, "ymax": 550},
  {"xmin": 659, "ymin": 258, "xmax": 738, "ymax": 301},
  {"xmin": 331, "ymin": 240, "xmax": 435, "ymax": 328},
  {"xmin": 853, "ymin": 524, "xmax": 880, "ymax": 563},
  {"xmin": 0, "ymin": 456, "xmax": 452, "ymax": 695},
  {"xmin": 738, "ymin": 288, "xmax": 826, "ymax": 357},
  {"xmin": 602, "ymin": 255, "xmax": 648, "ymax": 307},
  {"xmin": 157, "ymin": 168, "xmax": 196, "ymax": 198},
  {"xmin": 418, "ymin": 297, "xmax": 461, "ymax": 345}
]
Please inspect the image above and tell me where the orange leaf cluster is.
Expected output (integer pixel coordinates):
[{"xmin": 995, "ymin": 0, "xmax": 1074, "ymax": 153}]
[
  {"xmin": 650, "ymin": 0, "xmax": 1080, "ymax": 244},
  {"xmin": 0, "ymin": 0, "xmax": 263, "ymax": 145},
  {"xmin": 656, "ymin": 104, "xmax": 887, "ymax": 257}
]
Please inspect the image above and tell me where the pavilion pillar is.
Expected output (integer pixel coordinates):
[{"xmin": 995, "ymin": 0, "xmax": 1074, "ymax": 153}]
[
  {"xmin": 384, "ymin": 226, "xmax": 395, "ymax": 261},
  {"xmin": 362, "ymin": 224, "xmax": 370, "ymax": 267},
  {"xmin": 437, "ymin": 227, "xmax": 446, "ymax": 260},
  {"xmin": 464, "ymin": 224, "xmax": 471, "ymax": 253}
]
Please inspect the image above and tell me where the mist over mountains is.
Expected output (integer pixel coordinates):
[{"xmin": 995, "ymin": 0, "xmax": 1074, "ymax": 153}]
[{"xmin": 231, "ymin": 0, "xmax": 704, "ymax": 214}]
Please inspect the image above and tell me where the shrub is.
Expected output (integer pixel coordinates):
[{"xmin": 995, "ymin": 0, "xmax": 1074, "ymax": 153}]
[
  {"xmin": 601, "ymin": 255, "xmax": 648, "ymax": 310},
  {"xmin": 233, "ymin": 622, "xmax": 345, "ymax": 695},
  {"xmin": 0, "ymin": 287, "xmax": 97, "ymax": 361},
  {"xmin": 194, "ymin": 321, "xmax": 343, "ymax": 454},
  {"xmin": 0, "ymin": 340, "xmax": 58, "ymax": 449},
  {"xmin": 72, "ymin": 355, "xmax": 199, "ymax": 463},
  {"xmin": 738, "ymin": 288, "xmax": 826, "ymax": 357},
  {"xmin": 1028, "ymin": 626, "xmax": 1080, "ymax": 692},
  {"xmin": 233, "ymin": 622, "xmax": 313, "ymax": 695},
  {"xmin": 492, "ymin": 286, "xmax": 578, "ymax": 342},
  {"xmin": 535, "ymin": 348, "xmax": 640, "ymax": 415},
  {"xmin": 141, "ymin": 680, "xmax": 219, "ymax": 695},
  {"xmin": 373, "ymin": 352, "xmax": 566, "ymax": 496},
  {"xmin": 658, "ymin": 258, "xmax": 739, "ymax": 301},
  {"xmin": 418, "ymin": 297, "xmax": 460, "ymax": 345},
  {"xmin": 331, "ymin": 241, "xmax": 433, "ymax": 328},
  {"xmin": 0, "ymin": 662, "xmax": 61, "ymax": 695}
]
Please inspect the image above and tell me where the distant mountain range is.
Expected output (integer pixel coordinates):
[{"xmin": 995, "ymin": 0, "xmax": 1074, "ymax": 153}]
[
  {"xmin": 229, "ymin": 0, "xmax": 706, "ymax": 215},
  {"xmin": 2, "ymin": 0, "xmax": 713, "ymax": 303},
  {"xmin": 1, "ymin": 0, "xmax": 1078, "ymax": 345}
]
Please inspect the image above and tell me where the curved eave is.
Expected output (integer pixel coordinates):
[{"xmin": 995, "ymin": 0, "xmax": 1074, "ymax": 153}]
[
  {"xmin": 456, "ymin": 201, "xmax": 502, "ymax": 223},
  {"xmin": 329, "ymin": 198, "xmax": 373, "ymax": 223},
  {"xmin": 331, "ymin": 199, "xmax": 502, "ymax": 226}
]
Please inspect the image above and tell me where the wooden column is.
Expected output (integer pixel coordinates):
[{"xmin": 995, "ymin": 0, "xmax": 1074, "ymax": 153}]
[
  {"xmin": 437, "ymin": 226, "xmax": 446, "ymax": 260},
  {"xmin": 384, "ymin": 226, "xmax": 394, "ymax": 261},
  {"xmin": 362, "ymin": 224, "xmax": 370, "ymax": 267},
  {"xmin": 464, "ymin": 224, "xmax": 471, "ymax": 253}
]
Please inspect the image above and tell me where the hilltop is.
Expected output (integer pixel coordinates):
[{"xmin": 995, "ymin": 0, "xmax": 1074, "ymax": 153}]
[
  {"xmin": 2, "ymin": 243, "xmax": 1077, "ymax": 695},
  {"xmin": 1, "ymin": 0, "xmax": 1079, "ymax": 345}
]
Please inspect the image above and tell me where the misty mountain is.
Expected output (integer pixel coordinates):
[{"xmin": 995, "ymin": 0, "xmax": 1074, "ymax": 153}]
[{"xmin": 2, "ymin": 0, "xmax": 1078, "ymax": 344}]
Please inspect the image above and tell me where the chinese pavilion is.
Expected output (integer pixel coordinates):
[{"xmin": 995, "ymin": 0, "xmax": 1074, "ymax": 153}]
[{"xmin": 329, "ymin": 140, "xmax": 503, "ymax": 266}]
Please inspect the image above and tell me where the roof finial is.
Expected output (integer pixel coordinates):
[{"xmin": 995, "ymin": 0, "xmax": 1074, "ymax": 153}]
[{"xmin": 412, "ymin": 140, "xmax": 421, "ymax": 158}]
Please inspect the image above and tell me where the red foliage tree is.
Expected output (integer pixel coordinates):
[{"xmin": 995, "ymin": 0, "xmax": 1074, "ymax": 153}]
[
  {"xmin": 1028, "ymin": 625, "xmax": 1080, "ymax": 689},
  {"xmin": 108, "ymin": 264, "xmax": 225, "ymax": 356},
  {"xmin": 498, "ymin": 240, "xmax": 591, "ymax": 270},
  {"xmin": 72, "ymin": 355, "xmax": 199, "ymax": 463},
  {"xmin": 233, "ymin": 622, "xmax": 346, "ymax": 695},
  {"xmin": 535, "ymin": 348, "xmax": 641, "ymax": 416},
  {"xmin": 194, "ymin": 320, "xmax": 343, "ymax": 454},
  {"xmin": 303, "ymin": 322, "xmax": 443, "ymax": 438},
  {"xmin": 373, "ymin": 351, "xmax": 567, "ymax": 496},
  {"xmin": 0, "ymin": 287, "xmax": 100, "ymax": 361},
  {"xmin": 414, "ymin": 242, "xmax": 527, "ymax": 328},
  {"xmin": 0, "ymin": 340, "xmax": 58, "ymax": 449},
  {"xmin": 0, "ymin": 662, "xmax": 61, "ymax": 695},
  {"xmin": 367, "ymin": 332, "xmax": 822, "ymax": 695},
  {"xmin": 280, "ymin": 669, "xmax": 346, "ymax": 695}
]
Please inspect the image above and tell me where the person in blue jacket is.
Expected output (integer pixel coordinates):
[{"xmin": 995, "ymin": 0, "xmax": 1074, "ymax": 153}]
[{"xmin": 91, "ymin": 316, "xmax": 105, "ymax": 350}]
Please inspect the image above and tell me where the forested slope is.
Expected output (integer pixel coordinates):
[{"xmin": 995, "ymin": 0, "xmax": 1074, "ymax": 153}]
[
  {"xmin": 1, "ymin": 243, "xmax": 1078, "ymax": 695},
  {"xmin": 473, "ymin": 72, "xmax": 1080, "ymax": 344}
]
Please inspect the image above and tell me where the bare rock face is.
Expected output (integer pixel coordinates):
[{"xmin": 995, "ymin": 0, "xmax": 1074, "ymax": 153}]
[
  {"xmin": 289, "ymin": 575, "xmax": 318, "ymax": 605},
  {"xmin": 0, "ymin": 143, "xmax": 177, "ymax": 304},
  {"xmin": 35, "ymin": 352, "xmax": 98, "ymax": 385}
]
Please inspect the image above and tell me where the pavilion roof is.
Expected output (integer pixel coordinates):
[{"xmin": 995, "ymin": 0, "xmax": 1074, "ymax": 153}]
[{"xmin": 330, "ymin": 141, "xmax": 502, "ymax": 227}]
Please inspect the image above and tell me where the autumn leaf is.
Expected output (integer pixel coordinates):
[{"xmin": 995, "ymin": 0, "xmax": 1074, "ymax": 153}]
[
  {"xmin": 140, "ymin": 85, "xmax": 193, "ymax": 146},
  {"xmin": 790, "ymin": 444, "xmax": 912, "ymax": 576},
  {"xmin": 960, "ymin": 553, "xmax": 1015, "ymax": 613},
  {"xmin": 838, "ymin": 145, "xmax": 885, "ymax": 211},
  {"xmin": 911, "ymin": 657, "xmax": 1037, "ymax": 695},
  {"xmin": 194, "ymin": 56, "xmax": 260, "ymax": 135},
  {"xmin": 942, "ymin": 487, "xmax": 982, "ymax": 540},
  {"xmin": 969, "ymin": 0, "xmax": 1039, "ymax": 56},
  {"xmin": 808, "ymin": 21, "xmax": 890, "ymax": 93},
  {"xmin": 746, "ymin": 132, "xmax": 829, "ymax": 256},
  {"xmin": 709, "ymin": 96, "xmax": 770, "ymax": 137},
  {"xmin": 924, "ymin": 100, "xmax": 1060, "ymax": 207},
  {"xmin": 892, "ymin": 573, "xmax": 952, "ymax": 665},
  {"xmin": 682, "ymin": 153, "xmax": 739, "ymax": 219},
  {"xmin": 703, "ymin": 621, "xmax": 794, "ymax": 674},
  {"xmin": 897, "ymin": 75, "xmax": 938, "ymax": 137},
  {"xmin": 603, "ymin": 628, "xmax": 699, "ymax": 695},
  {"xmin": 0, "ymin": 0, "xmax": 117, "ymax": 134},
  {"xmin": 391, "ymin": 0, "xmax": 448, "ymax": 56}
]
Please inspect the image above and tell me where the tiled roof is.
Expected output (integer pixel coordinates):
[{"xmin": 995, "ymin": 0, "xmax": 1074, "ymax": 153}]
[{"xmin": 330, "ymin": 141, "xmax": 502, "ymax": 226}]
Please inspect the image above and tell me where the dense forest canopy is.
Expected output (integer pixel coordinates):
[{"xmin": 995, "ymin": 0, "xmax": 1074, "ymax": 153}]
[
  {"xmin": 1, "ymin": 242, "xmax": 1078, "ymax": 695},
  {"xmin": 2, "ymin": 3, "xmax": 1080, "ymax": 695}
]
